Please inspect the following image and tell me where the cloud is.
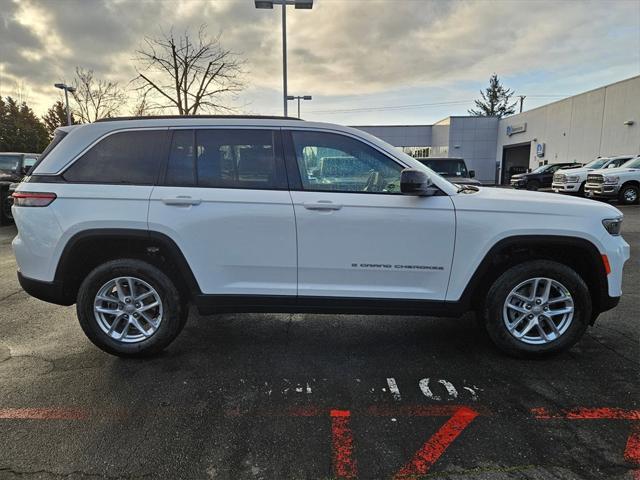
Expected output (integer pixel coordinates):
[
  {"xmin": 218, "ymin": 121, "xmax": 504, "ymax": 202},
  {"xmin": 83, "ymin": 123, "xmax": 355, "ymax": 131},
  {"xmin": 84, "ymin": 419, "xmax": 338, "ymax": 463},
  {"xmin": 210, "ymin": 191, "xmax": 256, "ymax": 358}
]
[{"xmin": 0, "ymin": 0, "xmax": 638, "ymax": 119}]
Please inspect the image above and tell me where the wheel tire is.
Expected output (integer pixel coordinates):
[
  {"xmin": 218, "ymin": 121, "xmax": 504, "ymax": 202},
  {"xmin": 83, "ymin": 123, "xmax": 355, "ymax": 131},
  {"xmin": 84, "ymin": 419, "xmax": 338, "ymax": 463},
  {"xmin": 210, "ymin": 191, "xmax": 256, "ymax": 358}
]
[
  {"xmin": 618, "ymin": 184, "xmax": 639, "ymax": 205},
  {"xmin": 484, "ymin": 260, "xmax": 591, "ymax": 358},
  {"xmin": 76, "ymin": 259, "xmax": 187, "ymax": 357},
  {"xmin": 526, "ymin": 180, "xmax": 540, "ymax": 191},
  {"xmin": 0, "ymin": 187, "xmax": 13, "ymax": 226},
  {"xmin": 578, "ymin": 182, "xmax": 586, "ymax": 196}
]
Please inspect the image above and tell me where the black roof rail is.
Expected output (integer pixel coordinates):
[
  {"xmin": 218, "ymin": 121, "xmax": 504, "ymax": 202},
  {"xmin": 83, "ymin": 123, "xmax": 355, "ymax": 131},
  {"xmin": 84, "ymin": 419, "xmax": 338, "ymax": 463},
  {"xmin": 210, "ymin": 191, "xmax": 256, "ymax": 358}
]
[{"xmin": 95, "ymin": 115, "xmax": 303, "ymax": 123}]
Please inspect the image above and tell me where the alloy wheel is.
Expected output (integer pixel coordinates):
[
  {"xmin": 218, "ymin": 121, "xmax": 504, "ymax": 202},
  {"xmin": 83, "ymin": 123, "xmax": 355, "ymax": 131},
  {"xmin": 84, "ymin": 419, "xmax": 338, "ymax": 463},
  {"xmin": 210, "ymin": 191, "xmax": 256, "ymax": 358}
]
[
  {"xmin": 502, "ymin": 277, "xmax": 574, "ymax": 345},
  {"xmin": 93, "ymin": 276, "xmax": 163, "ymax": 343}
]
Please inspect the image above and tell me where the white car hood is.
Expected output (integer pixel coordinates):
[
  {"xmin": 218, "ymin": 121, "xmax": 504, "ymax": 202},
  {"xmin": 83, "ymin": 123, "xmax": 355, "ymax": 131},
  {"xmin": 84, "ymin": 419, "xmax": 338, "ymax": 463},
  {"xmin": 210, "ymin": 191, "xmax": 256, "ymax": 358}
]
[
  {"xmin": 452, "ymin": 186, "xmax": 622, "ymax": 218},
  {"xmin": 556, "ymin": 167, "xmax": 592, "ymax": 175},
  {"xmin": 588, "ymin": 166, "xmax": 640, "ymax": 175}
]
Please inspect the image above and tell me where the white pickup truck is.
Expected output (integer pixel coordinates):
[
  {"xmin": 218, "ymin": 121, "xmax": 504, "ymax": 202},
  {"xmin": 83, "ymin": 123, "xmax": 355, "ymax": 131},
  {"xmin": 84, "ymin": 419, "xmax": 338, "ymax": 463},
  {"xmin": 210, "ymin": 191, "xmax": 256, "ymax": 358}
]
[
  {"xmin": 552, "ymin": 156, "xmax": 634, "ymax": 196},
  {"xmin": 584, "ymin": 156, "xmax": 640, "ymax": 204}
]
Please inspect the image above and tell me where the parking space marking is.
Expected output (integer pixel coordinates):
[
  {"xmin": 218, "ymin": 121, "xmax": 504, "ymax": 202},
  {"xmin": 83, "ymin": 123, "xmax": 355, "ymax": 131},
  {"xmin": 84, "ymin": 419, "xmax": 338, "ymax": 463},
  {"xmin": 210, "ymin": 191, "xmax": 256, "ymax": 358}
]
[
  {"xmin": 531, "ymin": 407, "xmax": 640, "ymax": 420},
  {"xmin": 386, "ymin": 378, "xmax": 402, "ymax": 401},
  {"xmin": 532, "ymin": 407, "xmax": 640, "ymax": 478},
  {"xmin": 331, "ymin": 409, "xmax": 358, "ymax": 479},
  {"xmin": 393, "ymin": 406, "xmax": 479, "ymax": 479}
]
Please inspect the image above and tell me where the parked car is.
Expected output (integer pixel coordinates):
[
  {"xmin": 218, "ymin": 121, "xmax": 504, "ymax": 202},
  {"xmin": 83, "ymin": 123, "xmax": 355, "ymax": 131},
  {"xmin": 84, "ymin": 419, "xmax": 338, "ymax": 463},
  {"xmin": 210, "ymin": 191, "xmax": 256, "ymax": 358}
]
[
  {"xmin": 12, "ymin": 116, "xmax": 629, "ymax": 358},
  {"xmin": 552, "ymin": 156, "xmax": 634, "ymax": 196},
  {"xmin": 415, "ymin": 157, "xmax": 481, "ymax": 186},
  {"xmin": 510, "ymin": 162, "xmax": 582, "ymax": 190},
  {"xmin": 0, "ymin": 152, "xmax": 39, "ymax": 225},
  {"xmin": 584, "ymin": 156, "xmax": 640, "ymax": 205}
]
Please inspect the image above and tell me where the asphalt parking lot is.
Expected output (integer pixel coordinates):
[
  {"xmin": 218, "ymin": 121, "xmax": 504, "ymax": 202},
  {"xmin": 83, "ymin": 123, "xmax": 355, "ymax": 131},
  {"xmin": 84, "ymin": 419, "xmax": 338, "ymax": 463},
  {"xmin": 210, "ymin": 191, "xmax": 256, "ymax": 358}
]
[{"xmin": 0, "ymin": 205, "xmax": 638, "ymax": 480}]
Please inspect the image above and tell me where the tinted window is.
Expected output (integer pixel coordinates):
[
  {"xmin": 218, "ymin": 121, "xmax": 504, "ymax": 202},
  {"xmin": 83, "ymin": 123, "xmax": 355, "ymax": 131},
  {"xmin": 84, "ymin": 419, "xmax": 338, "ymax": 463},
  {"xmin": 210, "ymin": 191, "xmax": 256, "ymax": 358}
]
[
  {"xmin": 419, "ymin": 159, "xmax": 468, "ymax": 177},
  {"xmin": 0, "ymin": 155, "xmax": 21, "ymax": 171},
  {"xmin": 166, "ymin": 130, "xmax": 196, "ymax": 186},
  {"xmin": 64, "ymin": 130, "xmax": 166, "ymax": 184},
  {"xmin": 291, "ymin": 131, "xmax": 403, "ymax": 193},
  {"xmin": 165, "ymin": 129, "xmax": 286, "ymax": 189}
]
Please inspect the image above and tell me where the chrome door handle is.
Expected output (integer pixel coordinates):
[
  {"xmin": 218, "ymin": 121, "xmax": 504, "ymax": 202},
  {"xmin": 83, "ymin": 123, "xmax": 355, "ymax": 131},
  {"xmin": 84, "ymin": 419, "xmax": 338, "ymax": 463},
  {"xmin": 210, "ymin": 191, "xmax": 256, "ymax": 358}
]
[
  {"xmin": 162, "ymin": 196, "xmax": 201, "ymax": 206},
  {"xmin": 303, "ymin": 201, "xmax": 343, "ymax": 211}
]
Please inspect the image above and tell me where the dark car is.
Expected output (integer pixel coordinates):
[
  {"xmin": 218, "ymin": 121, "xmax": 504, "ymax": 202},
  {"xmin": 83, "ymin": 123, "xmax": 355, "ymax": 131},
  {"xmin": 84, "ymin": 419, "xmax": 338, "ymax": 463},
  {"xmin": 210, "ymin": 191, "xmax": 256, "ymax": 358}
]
[
  {"xmin": 509, "ymin": 162, "xmax": 581, "ymax": 191},
  {"xmin": 416, "ymin": 157, "xmax": 482, "ymax": 186},
  {"xmin": 0, "ymin": 152, "xmax": 39, "ymax": 225}
]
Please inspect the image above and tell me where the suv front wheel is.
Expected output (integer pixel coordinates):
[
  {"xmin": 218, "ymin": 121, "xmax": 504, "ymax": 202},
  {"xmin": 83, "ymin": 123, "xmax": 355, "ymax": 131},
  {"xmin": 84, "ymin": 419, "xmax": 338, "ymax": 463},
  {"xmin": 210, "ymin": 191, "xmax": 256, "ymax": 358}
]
[
  {"xmin": 484, "ymin": 260, "xmax": 591, "ymax": 357},
  {"xmin": 77, "ymin": 259, "xmax": 187, "ymax": 357}
]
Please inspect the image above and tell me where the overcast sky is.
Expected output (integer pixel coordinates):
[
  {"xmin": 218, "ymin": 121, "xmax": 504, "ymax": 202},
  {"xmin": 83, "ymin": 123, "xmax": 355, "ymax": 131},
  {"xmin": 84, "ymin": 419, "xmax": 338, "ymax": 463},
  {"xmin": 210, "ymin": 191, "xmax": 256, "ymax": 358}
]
[{"xmin": 1, "ymin": 0, "xmax": 639, "ymax": 124}]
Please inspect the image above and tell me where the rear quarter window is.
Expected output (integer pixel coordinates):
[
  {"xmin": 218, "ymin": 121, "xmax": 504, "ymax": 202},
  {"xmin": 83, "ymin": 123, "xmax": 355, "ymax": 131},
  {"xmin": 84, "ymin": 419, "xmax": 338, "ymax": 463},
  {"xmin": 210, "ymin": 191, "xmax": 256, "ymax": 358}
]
[{"xmin": 63, "ymin": 130, "xmax": 167, "ymax": 184}]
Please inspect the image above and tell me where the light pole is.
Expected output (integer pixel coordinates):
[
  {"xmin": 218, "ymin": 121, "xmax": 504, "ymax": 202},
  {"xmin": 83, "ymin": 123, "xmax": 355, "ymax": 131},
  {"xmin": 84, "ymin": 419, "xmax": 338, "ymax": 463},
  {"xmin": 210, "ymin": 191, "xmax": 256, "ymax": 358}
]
[
  {"xmin": 54, "ymin": 83, "xmax": 76, "ymax": 125},
  {"xmin": 287, "ymin": 95, "xmax": 312, "ymax": 118},
  {"xmin": 255, "ymin": 0, "xmax": 313, "ymax": 117}
]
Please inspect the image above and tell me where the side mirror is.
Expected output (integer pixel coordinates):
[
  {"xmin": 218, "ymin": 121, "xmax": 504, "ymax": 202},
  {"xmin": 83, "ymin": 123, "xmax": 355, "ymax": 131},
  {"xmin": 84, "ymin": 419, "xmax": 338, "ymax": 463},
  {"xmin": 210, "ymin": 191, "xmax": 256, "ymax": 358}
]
[
  {"xmin": 469, "ymin": 170, "xmax": 476, "ymax": 178},
  {"xmin": 400, "ymin": 169, "xmax": 435, "ymax": 196}
]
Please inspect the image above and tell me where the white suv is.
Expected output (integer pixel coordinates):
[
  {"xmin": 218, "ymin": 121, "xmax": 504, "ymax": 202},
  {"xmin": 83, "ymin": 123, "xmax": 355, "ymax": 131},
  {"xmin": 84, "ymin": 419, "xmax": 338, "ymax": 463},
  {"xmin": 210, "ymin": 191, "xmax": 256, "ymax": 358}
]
[
  {"xmin": 552, "ymin": 155, "xmax": 634, "ymax": 196},
  {"xmin": 11, "ymin": 116, "xmax": 630, "ymax": 358}
]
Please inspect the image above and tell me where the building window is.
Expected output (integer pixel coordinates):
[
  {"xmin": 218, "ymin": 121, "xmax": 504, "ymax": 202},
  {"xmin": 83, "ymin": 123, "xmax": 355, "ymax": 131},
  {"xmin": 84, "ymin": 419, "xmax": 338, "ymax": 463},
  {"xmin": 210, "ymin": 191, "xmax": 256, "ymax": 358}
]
[{"xmin": 401, "ymin": 146, "xmax": 431, "ymax": 158}]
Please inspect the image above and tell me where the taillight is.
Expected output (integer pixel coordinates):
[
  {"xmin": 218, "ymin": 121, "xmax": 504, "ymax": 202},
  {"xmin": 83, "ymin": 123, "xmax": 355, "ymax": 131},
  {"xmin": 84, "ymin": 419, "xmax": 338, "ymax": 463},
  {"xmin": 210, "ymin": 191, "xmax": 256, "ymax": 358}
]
[{"xmin": 11, "ymin": 192, "xmax": 57, "ymax": 207}]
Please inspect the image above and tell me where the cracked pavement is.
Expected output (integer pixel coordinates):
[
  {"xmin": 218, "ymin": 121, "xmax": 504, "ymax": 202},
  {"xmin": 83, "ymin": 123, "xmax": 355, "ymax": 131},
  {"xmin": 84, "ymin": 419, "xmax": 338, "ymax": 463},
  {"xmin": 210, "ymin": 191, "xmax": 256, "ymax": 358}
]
[{"xmin": 0, "ymin": 206, "xmax": 638, "ymax": 480}]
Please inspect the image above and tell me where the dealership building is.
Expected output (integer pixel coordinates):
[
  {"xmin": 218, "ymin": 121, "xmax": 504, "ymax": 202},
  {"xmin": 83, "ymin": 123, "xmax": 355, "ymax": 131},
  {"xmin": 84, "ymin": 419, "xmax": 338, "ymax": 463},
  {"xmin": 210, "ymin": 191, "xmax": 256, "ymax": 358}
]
[{"xmin": 353, "ymin": 75, "xmax": 640, "ymax": 185}]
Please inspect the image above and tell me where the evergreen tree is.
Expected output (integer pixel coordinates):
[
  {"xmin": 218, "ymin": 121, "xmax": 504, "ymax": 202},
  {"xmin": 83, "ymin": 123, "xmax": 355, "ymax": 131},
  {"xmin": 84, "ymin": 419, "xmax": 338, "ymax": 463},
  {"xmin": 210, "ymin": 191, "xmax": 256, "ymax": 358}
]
[
  {"xmin": 42, "ymin": 100, "xmax": 77, "ymax": 139},
  {"xmin": 0, "ymin": 97, "xmax": 50, "ymax": 153},
  {"xmin": 468, "ymin": 74, "xmax": 517, "ymax": 118}
]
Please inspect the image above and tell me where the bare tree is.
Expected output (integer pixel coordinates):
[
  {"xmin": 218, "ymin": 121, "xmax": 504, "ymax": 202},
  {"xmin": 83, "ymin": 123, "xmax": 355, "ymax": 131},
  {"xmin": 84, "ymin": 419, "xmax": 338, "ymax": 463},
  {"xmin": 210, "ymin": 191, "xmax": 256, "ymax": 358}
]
[
  {"xmin": 71, "ymin": 67, "xmax": 127, "ymax": 122},
  {"xmin": 129, "ymin": 90, "xmax": 153, "ymax": 117},
  {"xmin": 133, "ymin": 26, "xmax": 244, "ymax": 115}
]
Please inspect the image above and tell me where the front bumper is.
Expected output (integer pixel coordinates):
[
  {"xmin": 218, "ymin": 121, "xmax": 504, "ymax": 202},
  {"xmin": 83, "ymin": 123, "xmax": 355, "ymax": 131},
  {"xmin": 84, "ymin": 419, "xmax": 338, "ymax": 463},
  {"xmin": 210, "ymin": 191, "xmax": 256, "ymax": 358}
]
[
  {"xmin": 510, "ymin": 180, "xmax": 526, "ymax": 189},
  {"xmin": 584, "ymin": 183, "xmax": 620, "ymax": 199},
  {"xmin": 552, "ymin": 182, "xmax": 581, "ymax": 193}
]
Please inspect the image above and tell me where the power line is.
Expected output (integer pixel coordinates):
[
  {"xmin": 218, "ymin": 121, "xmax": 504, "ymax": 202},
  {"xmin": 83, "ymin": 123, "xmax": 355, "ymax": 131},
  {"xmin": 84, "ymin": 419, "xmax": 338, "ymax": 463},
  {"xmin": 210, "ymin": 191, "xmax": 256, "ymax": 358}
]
[{"xmin": 309, "ymin": 99, "xmax": 471, "ymax": 114}]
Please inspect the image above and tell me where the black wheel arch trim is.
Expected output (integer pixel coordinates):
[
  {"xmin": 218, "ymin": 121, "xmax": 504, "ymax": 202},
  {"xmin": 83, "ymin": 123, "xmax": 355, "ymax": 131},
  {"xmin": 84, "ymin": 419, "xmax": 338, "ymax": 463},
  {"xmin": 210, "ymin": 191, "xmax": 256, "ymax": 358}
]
[
  {"xmin": 457, "ymin": 234, "xmax": 612, "ymax": 318},
  {"xmin": 52, "ymin": 228, "xmax": 202, "ymax": 304}
]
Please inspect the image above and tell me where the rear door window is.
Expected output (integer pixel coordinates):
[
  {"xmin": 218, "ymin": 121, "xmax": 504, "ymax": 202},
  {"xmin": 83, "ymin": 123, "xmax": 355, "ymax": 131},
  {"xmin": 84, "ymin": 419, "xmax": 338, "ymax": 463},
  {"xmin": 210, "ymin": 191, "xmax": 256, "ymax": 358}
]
[
  {"xmin": 164, "ymin": 129, "xmax": 286, "ymax": 189},
  {"xmin": 64, "ymin": 130, "xmax": 167, "ymax": 184}
]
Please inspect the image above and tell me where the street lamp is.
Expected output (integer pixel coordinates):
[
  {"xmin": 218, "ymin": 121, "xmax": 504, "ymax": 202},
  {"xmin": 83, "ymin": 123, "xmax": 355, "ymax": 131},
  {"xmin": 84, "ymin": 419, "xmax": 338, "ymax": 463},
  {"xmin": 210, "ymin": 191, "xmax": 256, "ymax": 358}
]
[
  {"xmin": 287, "ymin": 95, "xmax": 312, "ymax": 118},
  {"xmin": 255, "ymin": 0, "xmax": 313, "ymax": 117},
  {"xmin": 54, "ymin": 83, "xmax": 76, "ymax": 126}
]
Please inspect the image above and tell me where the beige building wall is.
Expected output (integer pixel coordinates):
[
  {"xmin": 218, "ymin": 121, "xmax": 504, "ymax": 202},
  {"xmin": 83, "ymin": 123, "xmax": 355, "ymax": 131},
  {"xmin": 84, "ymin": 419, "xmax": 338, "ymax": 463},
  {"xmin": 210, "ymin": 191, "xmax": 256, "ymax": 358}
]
[{"xmin": 498, "ymin": 75, "xmax": 640, "ymax": 169}]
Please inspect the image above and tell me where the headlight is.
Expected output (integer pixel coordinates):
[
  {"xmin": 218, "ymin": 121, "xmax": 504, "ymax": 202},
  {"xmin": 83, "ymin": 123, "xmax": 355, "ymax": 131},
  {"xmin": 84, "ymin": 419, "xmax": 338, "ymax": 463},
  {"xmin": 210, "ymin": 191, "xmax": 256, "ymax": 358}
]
[
  {"xmin": 602, "ymin": 217, "xmax": 623, "ymax": 236},
  {"xmin": 604, "ymin": 176, "xmax": 620, "ymax": 185},
  {"xmin": 565, "ymin": 175, "xmax": 580, "ymax": 182}
]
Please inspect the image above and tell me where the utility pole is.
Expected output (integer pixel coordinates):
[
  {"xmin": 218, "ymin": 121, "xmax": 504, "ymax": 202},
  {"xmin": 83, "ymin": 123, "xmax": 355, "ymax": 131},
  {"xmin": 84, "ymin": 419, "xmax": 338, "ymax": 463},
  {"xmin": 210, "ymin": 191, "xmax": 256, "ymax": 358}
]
[
  {"xmin": 54, "ymin": 83, "xmax": 76, "ymax": 125},
  {"xmin": 255, "ymin": 0, "xmax": 314, "ymax": 117},
  {"xmin": 518, "ymin": 95, "xmax": 526, "ymax": 113},
  {"xmin": 287, "ymin": 95, "xmax": 312, "ymax": 118}
]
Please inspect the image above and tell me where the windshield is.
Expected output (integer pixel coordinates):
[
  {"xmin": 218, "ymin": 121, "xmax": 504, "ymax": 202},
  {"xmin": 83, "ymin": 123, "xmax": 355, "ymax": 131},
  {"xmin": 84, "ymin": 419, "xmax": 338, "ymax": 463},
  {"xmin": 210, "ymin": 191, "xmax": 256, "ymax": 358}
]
[
  {"xmin": 531, "ymin": 165, "xmax": 552, "ymax": 174},
  {"xmin": 0, "ymin": 155, "xmax": 21, "ymax": 171},
  {"xmin": 418, "ymin": 159, "xmax": 468, "ymax": 177},
  {"xmin": 585, "ymin": 158, "xmax": 609, "ymax": 169},
  {"xmin": 622, "ymin": 157, "xmax": 640, "ymax": 169}
]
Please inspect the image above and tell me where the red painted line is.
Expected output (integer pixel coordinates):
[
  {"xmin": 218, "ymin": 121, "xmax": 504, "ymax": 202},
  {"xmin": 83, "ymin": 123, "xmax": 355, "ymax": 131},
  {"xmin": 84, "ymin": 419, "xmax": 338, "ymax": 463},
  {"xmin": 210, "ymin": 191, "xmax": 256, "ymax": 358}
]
[
  {"xmin": 393, "ymin": 406, "xmax": 479, "ymax": 479},
  {"xmin": 330, "ymin": 410, "xmax": 357, "ymax": 479},
  {"xmin": 0, "ymin": 408, "xmax": 89, "ymax": 420},
  {"xmin": 625, "ymin": 423, "xmax": 640, "ymax": 466},
  {"xmin": 532, "ymin": 407, "xmax": 640, "ymax": 420}
]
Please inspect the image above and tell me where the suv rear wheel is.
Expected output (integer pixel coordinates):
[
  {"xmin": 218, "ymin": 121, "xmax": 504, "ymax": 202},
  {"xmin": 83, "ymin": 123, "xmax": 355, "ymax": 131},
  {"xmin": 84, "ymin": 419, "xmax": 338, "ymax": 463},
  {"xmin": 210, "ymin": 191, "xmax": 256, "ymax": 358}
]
[
  {"xmin": 77, "ymin": 259, "xmax": 187, "ymax": 357},
  {"xmin": 484, "ymin": 260, "xmax": 591, "ymax": 357}
]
